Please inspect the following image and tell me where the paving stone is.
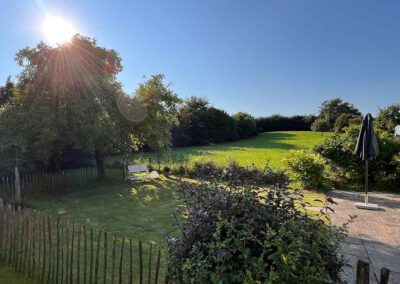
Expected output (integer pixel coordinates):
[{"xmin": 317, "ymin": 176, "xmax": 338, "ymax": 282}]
[{"xmin": 329, "ymin": 190, "xmax": 400, "ymax": 283}]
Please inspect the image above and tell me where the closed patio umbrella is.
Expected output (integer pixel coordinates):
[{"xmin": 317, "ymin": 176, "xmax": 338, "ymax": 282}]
[{"xmin": 354, "ymin": 113, "xmax": 379, "ymax": 208}]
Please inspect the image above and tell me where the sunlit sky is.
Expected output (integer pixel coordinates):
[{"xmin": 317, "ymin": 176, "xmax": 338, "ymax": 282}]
[{"xmin": 1, "ymin": 0, "xmax": 400, "ymax": 116}]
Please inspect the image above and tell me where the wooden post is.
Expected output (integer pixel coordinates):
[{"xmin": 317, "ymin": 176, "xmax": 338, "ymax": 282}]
[
  {"xmin": 70, "ymin": 224, "xmax": 75, "ymax": 284},
  {"xmin": 41, "ymin": 215, "xmax": 46, "ymax": 283},
  {"xmin": 0, "ymin": 197, "xmax": 4, "ymax": 261},
  {"xmin": 139, "ymin": 241, "xmax": 143, "ymax": 284},
  {"xmin": 356, "ymin": 259, "xmax": 370, "ymax": 284},
  {"xmin": 77, "ymin": 226, "xmax": 81, "ymax": 284},
  {"xmin": 129, "ymin": 239, "xmax": 133, "ymax": 284},
  {"xmin": 148, "ymin": 243, "xmax": 152, "ymax": 284},
  {"xmin": 47, "ymin": 215, "xmax": 53, "ymax": 284},
  {"xmin": 155, "ymin": 250, "xmax": 161, "ymax": 284},
  {"xmin": 94, "ymin": 230, "xmax": 102, "ymax": 284},
  {"xmin": 56, "ymin": 218, "xmax": 60, "ymax": 284},
  {"xmin": 83, "ymin": 226, "xmax": 87, "ymax": 284},
  {"xmin": 60, "ymin": 220, "xmax": 64, "ymax": 284},
  {"xmin": 14, "ymin": 166, "xmax": 21, "ymax": 204},
  {"xmin": 111, "ymin": 235, "xmax": 116, "ymax": 284},
  {"xmin": 118, "ymin": 237, "xmax": 125, "ymax": 284},
  {"xmin": 90, "ymin": 228, "xmax": 94, "ymax": 284},
  {"xmin": 380, "ymin": 268, "xmax": 390, "ymax": 284},
  {"xmin": 103, "ymin": 232, "xmax": 108, "ymax": 284}
]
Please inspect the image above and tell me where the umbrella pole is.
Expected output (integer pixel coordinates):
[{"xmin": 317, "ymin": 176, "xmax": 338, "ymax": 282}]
[{"xmin": 365, "ymin": 160, "xmax": 369, "ymax": 204}]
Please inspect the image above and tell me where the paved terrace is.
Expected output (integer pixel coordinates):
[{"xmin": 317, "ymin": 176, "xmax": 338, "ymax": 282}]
[{"xmin": 329, "ymin": 190, "xmax": 400, "ymax": 284}]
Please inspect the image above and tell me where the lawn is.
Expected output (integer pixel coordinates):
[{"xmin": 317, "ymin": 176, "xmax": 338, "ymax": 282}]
[
  {"xmin": 11, "ymin": 131, "xmax": 328, "ymax": 283},
  {"xmin": 128, "ymin": 131, "xmax": 330, "ymax": 168},
  {"xmin": 0, "ymin": 264, "xmax": 38, "ymax": 284}
]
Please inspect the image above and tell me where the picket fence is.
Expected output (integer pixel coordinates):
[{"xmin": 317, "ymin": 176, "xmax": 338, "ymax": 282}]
[
  {"xmin": 0, "ymin": 204, "xmax": 167, "ymax": 284},
  {"xmin": 0, "ymin": 167, "xmax": 102, "ymax": 204}
]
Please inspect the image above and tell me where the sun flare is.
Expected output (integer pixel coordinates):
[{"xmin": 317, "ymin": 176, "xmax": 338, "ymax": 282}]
[{"xmin": 42, "ymin": 16, "xmax": 76, "ymax": 45}]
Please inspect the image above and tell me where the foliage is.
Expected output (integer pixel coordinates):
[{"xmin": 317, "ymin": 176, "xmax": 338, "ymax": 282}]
[
  {"xmin": 167, "ymin": 178, "xmax": 348, "ymax": 283},
  {"xmin": 312, "ymin": 98, "xmax": 361, "ymax": 131},
  {"xmin": 256, "ymin": 114, "xmax": 316, "ymax": 132},
  {"xmin": 135, "ymin": 74, "xmax": 181, "ymax": 169},
  {"xmin": 284, "ymin": 150, "xmax": 327, "ymax": 190},
  {"xmin": 0, "ymin": 36, "xmax": 134, "ymax": 179},
  {"xmin": 131, "ymin": 131, "xmax": 329, "ymax": 169},
  {"xmin": 375, "ymin": 103, "xmax": 400, "ymax": 132},
  {"xmin": 172, "ymin": 96, "xmax": 239, "ymax": 147},
  {"xmin": 334, "ymin": 113, "xmax": 362, "ymax": 133},
  {"xmin": 311, "ymin": 117, "xmax": 331, "ymax": 133},
  {"xmin": 314, "ymin": 130, "xmax": 400, "ymax": 190},
  {"xmin": 232, "ymin": 112, "xmax": 258, "ymax": 139}
]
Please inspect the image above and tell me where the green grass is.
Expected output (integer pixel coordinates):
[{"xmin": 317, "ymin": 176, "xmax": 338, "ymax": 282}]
[
  {"xmin": 128, "ymin": 131, "xmax": 330, "ymax": 169},
  {"xmin": 0, "ymin": 264, "xmax": 38, "ymax": 284},
  {"xmin": 28, "ymin": 177, "xmax": 184, "ymax": 243}
]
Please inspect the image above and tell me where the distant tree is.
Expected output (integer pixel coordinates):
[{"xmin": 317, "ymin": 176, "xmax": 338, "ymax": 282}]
[
  {"xmin": 311, "ymin": 117, "xmax": 331, "ymax": 134},
  {"xmin": 206, "ymin": 107, "xmax": 238, "ymax": 143},
  {"xmin": 376, "ymin": 103, "xmax": 400, "ymax": 132},
  {"xmin": 176, "ymin": 96, "xmax": 210, "ymax": 146},
  {"xmin": 0, "ymin": 77, "xmax": 14, "ymax": 107},
  {"xmin": 232, "ymin": 112, "xmax": 258, "ymax": 139},
  {"xmin": 135, "ymin": 74, "xmax": 181, "ymax": 169},
  {"xmin": 255, "ymin": 114, "xmax": 316, "ymax": 132},
  {"xmin": 334, "ymin": 113, "xmax": 362, "ymax": 133},
  {"xmin": 312, "ymin": 98, "xmax": 361, "ymax": 131}
]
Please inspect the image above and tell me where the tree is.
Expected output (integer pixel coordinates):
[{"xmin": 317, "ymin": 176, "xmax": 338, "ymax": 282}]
[
  {"xmin": 334, "ymin": 113, "xmax": 362, "ymax": 133},
  {"xmin": 376, "ymin": 103, "xmax": 400, "ymax": 132},
  {"xmin": 135, "ymin": 74, "xmax": 181, "ymax": 169},
  {"xmin": 232, "ymin": 112, "xmax": 258, "ymax": 139},
  {"xmin": 206, "ymin": 107, "xmax": 238, "ymax": 143},
  {"xmin": 0, "ymin": 35, "xmax": 133, "ymax": 179},
  {"xmin": 312, "ymin": 98, "xmax": 361, "ymax": 131},
  {"xmin": 311, "ymin": 117, "xmax": 331, "ymax": 134}
]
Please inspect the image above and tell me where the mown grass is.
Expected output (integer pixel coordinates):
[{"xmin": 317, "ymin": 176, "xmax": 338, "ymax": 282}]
[
  {"xmin": 127, "ymin": 131, "xmax": 330, "ymax": 169},
  {"xmin": 0, "ymin": 264, "xmax": 38, "ymax": 284}
]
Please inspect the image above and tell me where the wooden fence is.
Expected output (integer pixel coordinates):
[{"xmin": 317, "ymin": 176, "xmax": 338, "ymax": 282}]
[
  {"xmin": 0, "ymin": 204, "xmax": 166, "ymax": 284},
  {"xmin": 0, "ymin": 167, "xmax": 102, "ymax": 204}
]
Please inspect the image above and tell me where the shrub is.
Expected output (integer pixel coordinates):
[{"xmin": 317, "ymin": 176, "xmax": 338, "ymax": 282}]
[
  {"xmin": 284, "ymin": 150, "xmax": 327, "ymax": 190},
  {"xmin": 232, "ymin": 112, "xmax": 258, "ymax": 139},
  {"xmin": 191, "ymin": 161, "xmax": 222, "ymax": 179},
  {"xmin": 166, "ymin": 178, "xmax": 348, "ymax": 283},
  {"xmin": 314, "ymin": 131, "xmax": 400, "ymax": 190}
]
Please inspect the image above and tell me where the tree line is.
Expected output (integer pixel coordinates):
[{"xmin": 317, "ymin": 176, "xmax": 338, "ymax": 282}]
[{"xmin": 1, "ymin": 34, "xmax": 399, "ymax": 178}]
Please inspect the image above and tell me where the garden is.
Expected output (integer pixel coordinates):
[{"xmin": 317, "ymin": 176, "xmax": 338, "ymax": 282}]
[{"xmin": 0, "ymin": 34, "xmax": 399, "ymax": 284}]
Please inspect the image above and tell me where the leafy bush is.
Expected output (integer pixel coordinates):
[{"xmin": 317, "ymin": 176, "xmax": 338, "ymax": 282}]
[
  {"xmin": 191, "ymin": 161, "xmax": 222, "ymax": 179},
  {"xmin": 334, "ymin": 114, "xmax": 362, "ymax": 133},
  {"xmin": 166, "ymin": 178, "xmax": 348, "ymax": 283},
  {"xmin": 232, "ymin": 112, "xmax": 258, "ymax": 139},
  {"xmin": 314, "ymin": 131, "xmax": 400, "ymax": 190},
  {"xmin": 284, "ymin": 150, "xmax": 327, "ymax": 190}
]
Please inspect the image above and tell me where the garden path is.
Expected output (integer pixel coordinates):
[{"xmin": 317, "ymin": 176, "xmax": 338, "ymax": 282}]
[{"xmin": 329, "ymin": 190, "xmax": 400, "ymax": 284}]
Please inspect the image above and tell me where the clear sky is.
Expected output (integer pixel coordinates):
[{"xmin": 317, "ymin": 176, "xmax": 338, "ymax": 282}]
[{"xmin": 1, "ymin": 0, "xmax": 400, "ymax": 116}]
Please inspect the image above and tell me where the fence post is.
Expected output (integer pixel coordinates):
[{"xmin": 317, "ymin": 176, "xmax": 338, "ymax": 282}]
[
  {"xmin": 356, "ymin": 259, "xmax": 370, "ymax": 284},
  {"xmin": 14, "ymin": 166, "xmax": 21, "ymax": 204},
  {"xmin": 0, "ymin": 197, "xmax": 3, "ymax": 261},
  {"xmin": 380, "ymin": 268, "xmax": 390, "ymax": 284}
]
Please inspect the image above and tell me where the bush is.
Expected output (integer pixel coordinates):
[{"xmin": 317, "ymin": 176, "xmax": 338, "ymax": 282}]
[
  {"xmin": 314, "ymin": 131, "xmax": 400, "ymax": 190},
  {"xmin": 166, "ymin": 178, "xmax": 348, "ymax": 283},
  {"xmin": 284, "ymin": 150, "xmax": 327, "ymax": 190}
]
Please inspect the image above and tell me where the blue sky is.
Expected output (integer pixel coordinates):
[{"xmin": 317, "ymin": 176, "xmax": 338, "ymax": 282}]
[{"xmin": 1, "ymin": 0, "xmax": 400, "ymax": 116}]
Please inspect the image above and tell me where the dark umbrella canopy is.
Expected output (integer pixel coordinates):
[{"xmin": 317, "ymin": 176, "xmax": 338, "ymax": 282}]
[{"xmin": 354, "ymin": 113, "xmax": 379, "ymax": 160}]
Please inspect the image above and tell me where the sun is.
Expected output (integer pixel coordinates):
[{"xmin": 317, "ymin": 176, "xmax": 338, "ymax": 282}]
[{"xmin": 42, "ymin": 16, "xmax": 76, "ymax": 46}]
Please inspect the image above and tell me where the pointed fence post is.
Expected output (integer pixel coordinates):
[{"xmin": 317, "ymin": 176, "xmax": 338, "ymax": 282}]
[{"xmin": 14, "ymin": 166, "xmax": 21, "ymax": 204}]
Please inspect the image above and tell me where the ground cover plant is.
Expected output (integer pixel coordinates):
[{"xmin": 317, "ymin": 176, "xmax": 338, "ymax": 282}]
[{"xmin": 166, "ymin": 177, "xmax": 348, "ymax": 284}]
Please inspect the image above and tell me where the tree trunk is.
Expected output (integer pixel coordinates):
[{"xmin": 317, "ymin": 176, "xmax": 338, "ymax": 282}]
[
  {"xmin": 14, "ymin": 166, "xmax": 21, "ymax": 204},
  {"xmin": 95, "ymin": 150, "xmax": 106, "ymax": 180}
]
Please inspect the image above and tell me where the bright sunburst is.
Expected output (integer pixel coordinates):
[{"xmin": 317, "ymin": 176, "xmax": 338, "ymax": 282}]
[{"xmin": 42, "ymin": 16, "xmax": 76, "ymax": 45}]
